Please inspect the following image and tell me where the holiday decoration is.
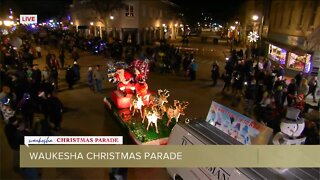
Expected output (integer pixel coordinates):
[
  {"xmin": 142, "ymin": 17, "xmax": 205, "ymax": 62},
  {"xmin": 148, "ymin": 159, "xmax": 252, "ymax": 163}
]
[
  {"xmin": 166, "ymin": 100, "xmax": 189, "ymax": 126},
  {"xmin": 130, "ymin": 94, "xmax": 145, "ymax": 118},
  {"xmin": 248, "ymin": 31, "xmax": 259, "ymax": 42},
  {"xmin": 272, "ymin": 107, "xmax": 306, "ymax": 145},
  {"xmin": 105, "ymin": 59, "xmax": 189, "ymax": 144}
]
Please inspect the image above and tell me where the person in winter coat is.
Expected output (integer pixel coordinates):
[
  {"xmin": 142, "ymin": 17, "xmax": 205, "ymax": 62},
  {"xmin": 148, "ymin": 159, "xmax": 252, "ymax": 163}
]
[
  {"xmin": 287, "ymin": 79, "xmax": 297, "ymax": 106},
  {"xmin": 46, "ymin": 93, "xmax": 63, "ymax": 131},
  {"xmin": 189, "ymin": 58, "xmax": 198, "ymax": 81},
  {"xmin": 244, "ymin": 80, "xmax": 257, "ymax": 115},
  {"xmin": 306, "ymin": 76, "xmax": 318, "ymax": 103},
  {"xmin": 72, "ymin": 61, "xmax": 80, "ymax": 82},
  {"xmin": 93, "ymin": 65, "xmax": 104, "ymax": 93},
  {"xmin": 87, "ymin": 67, "xmax": 95, "ymax": 92},
  {"xmin": 66, "ymin": 65, "xmax": 75, "ymax": 89},
  {"xmin": 298, "ymin": 78, "xmax": 309, "ymax": 97},
  {"xmin": 211, "ymin": 62, "xmax": 220, "ymax": 87}
]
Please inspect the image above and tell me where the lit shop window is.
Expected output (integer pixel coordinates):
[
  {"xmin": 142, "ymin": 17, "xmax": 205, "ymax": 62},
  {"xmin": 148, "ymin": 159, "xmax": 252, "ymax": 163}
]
[
  {"xmin": 287, "ymin": 52, "xmax": 311, "ymax": 72},
  {"xmin": 268, "ymin": 44, "xmax": 287, "ymax": 65},
  {"xmin": 125, "ymin": 5, "xmax": 134, "ymax": 17}
]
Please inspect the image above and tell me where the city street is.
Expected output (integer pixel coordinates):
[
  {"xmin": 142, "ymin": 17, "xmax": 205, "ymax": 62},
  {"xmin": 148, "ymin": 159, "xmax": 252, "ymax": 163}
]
[
  {"xmin": 1, "ymin": 0, "xmax": 320, "ymax": 179},
  {"xmin": 1, "ymin": 36, "xmax": 319, "ymax": 179},
  {"xmin": 0, "ymin": 38, "xmax": 233, "ymax": 179}
]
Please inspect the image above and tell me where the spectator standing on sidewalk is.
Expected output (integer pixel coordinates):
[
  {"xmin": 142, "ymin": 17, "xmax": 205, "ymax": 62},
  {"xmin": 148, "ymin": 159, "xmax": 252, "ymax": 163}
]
[
  {"xmin": 298, "ymin": 78, "xmax": 309, "ymax": 98},
  {"xmin": 35, "ymin": 45, "xmax": 41, "ymax": 58},
  {"xmin": 295, "ymin": 72, "xmax": 303, "ymax": 89},
  {"xmin": 287, "ymin": 79, "xmax": 297, "ymax": 106},
  {"xmin": 306, "ymin": 76, "xmax": 318, "ymax": 103},
  {"xmin": 244, "ymin": 79, "xmax": 257, "ymax": 116}
]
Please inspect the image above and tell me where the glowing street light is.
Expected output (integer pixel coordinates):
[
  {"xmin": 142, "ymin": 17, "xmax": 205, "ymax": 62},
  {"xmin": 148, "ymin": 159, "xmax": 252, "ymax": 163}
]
[
  {"xmin": 110, "ymin": 15, "xmax": 114, "ymax": 20},
  {"xmin": 3, "ymin": 20, "xmax": 14, "ymax": 26},
  {"xmin": 70, "ymin": 22, "xmax": 74, "ymax": 25},
  {"xmin": 162, "ymin": 23, "xmax": 166, "ymax": 27},
  {"xmin": 174, "ymin": 23, "xmax": 178, "ymax": 27},
  {"xmin": 90, "ymin": 22, "xmax": 94, "ymax": 26},
  {"xmin": 252, "ymin": 15, "xmax": 259, "ymax": 21}
]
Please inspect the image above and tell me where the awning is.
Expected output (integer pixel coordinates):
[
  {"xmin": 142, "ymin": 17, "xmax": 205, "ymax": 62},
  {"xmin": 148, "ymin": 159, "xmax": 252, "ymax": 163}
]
[{"xmin": 265, "ymin": 39, "xmax": 313, "ymax": 56}]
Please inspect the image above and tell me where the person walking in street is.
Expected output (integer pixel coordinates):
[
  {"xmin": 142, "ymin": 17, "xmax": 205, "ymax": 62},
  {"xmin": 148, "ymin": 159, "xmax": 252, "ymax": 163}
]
[
  {"xmin": 189, "ymin": 57, "xmax": 198, "ymax": 81},
  {"xmin": 306, "ymin": 76, "xmax": 318, "ymax": 103},
  {"xmin": 72, "ymin": 61, "xmax": 80, "ymax": 82},
  {"xmin": 211, "ymin": 61, "xmax": 220, "ymax": 87},
  {"xmin": 87, "ymin": 67, "xmax": 95, "ymax": 92},
  {"xmin": 222, "ymin": 73, "xmax": 232, "ymax": 93},
  {"xmin": 46, "ymin": 93, "xmax": 63, "ymax": 131},
  {"xmin": 66, "ymin": 65, "xmax": 75, "ymax": 89},
  {"xmin": 45, "ymin": 51, "xmax": 52, "ymax": 69},
  {"xmin": 93, "ymin": 65, "xmax": 104, "ymax": 93},
  {"xmin": 50, "ymin": 67, "xmax": 59, "ymax": 90}
]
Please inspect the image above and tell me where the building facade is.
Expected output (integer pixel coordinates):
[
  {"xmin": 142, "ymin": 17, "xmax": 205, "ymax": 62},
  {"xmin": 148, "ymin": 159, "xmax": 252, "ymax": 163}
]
[
  {"xmin": 239, "ymin": 0, "xmax": 320, "ymax": 77},
  {"xmin": 266, "ymin": 0, "xmax": 320, "ymax": 76},
  {"xmin": 70, "ymin": 0, "xmax": 182, "ymax": 45}
]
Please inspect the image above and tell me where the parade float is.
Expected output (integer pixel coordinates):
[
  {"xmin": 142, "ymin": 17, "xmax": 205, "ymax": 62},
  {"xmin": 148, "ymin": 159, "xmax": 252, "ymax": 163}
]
[{"xmin": 104, "ymin": 59, "xmax": 189, "ymax": 145}]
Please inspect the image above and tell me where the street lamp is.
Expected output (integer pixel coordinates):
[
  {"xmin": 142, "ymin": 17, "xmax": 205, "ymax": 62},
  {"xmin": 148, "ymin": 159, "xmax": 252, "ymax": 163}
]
[
  {"xmin": 252, "ymin": 15, "xmax": 259, "ymax": 21},
  {"xmin": 110, "ymin": 16, "xmax": 114, "ymax": 20},
  {"xmin": 90, "ymin": 22, "xmax": 94, "ymax": 26}
]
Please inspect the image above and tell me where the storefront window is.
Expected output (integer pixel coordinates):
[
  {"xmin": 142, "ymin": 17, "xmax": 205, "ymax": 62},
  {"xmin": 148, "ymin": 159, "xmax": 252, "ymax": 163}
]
[
  {"xmin": 287, "ymin": 52, "xmax": 311, "ymax": 72},
  {"xmin": 268, "ymin": 44, "xmax": 287, "ymax": 65}
]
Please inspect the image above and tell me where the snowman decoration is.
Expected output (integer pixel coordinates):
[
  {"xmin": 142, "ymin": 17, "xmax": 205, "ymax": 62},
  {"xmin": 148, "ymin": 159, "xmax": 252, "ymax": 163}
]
[{"xmin": 272, "ymin": 107, "xmax": 306, "ymax": 145}]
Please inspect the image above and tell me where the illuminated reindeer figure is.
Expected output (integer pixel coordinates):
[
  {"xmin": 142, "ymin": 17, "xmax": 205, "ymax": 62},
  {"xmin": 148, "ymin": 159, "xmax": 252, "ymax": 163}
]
[
  {"xmin": 130, "ymin": 94, "xmax": 144, "ymax": 118},
  {"xmin": 166, "ymin": 100, "xmax": 189, "ymax": 126},
  {"xmin": 142, "ymin": 105, "xmax": 161, "ymax": 134},
  {"xmin": 157, "ymin": 89, "xmax": 170, "ymax": 106}
]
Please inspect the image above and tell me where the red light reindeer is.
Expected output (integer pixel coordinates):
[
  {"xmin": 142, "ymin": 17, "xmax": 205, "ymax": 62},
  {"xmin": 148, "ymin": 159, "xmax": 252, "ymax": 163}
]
[{"xmin": 166, "ymin": 100, "xmax": 189, "ymax": 126}]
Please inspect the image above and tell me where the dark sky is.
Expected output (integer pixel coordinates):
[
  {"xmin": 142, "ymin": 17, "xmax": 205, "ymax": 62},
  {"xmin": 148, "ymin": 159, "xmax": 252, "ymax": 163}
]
[
  {"xmin": 172, "ymin": 0, "xmax": 245, "ymax": 24},
  {"xmin": 0, "ymin": 0, "xmax": 244, "ymax": 24},
  {"xmin": 0, "ymin": 0, "xmax": 73, "ymax": 21}
]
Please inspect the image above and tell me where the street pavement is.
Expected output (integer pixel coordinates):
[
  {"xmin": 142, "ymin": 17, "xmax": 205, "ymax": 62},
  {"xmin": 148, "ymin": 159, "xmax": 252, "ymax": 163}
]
[{"xmin": 1, "ymin": 37, "xmax": 318, "ymax": 179}]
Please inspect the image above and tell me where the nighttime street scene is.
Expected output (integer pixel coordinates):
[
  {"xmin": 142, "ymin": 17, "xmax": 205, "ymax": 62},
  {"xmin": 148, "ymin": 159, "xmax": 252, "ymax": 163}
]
[{"xmin": 0, "ymin": 0, "xmax": 320, "ymax": 179}]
